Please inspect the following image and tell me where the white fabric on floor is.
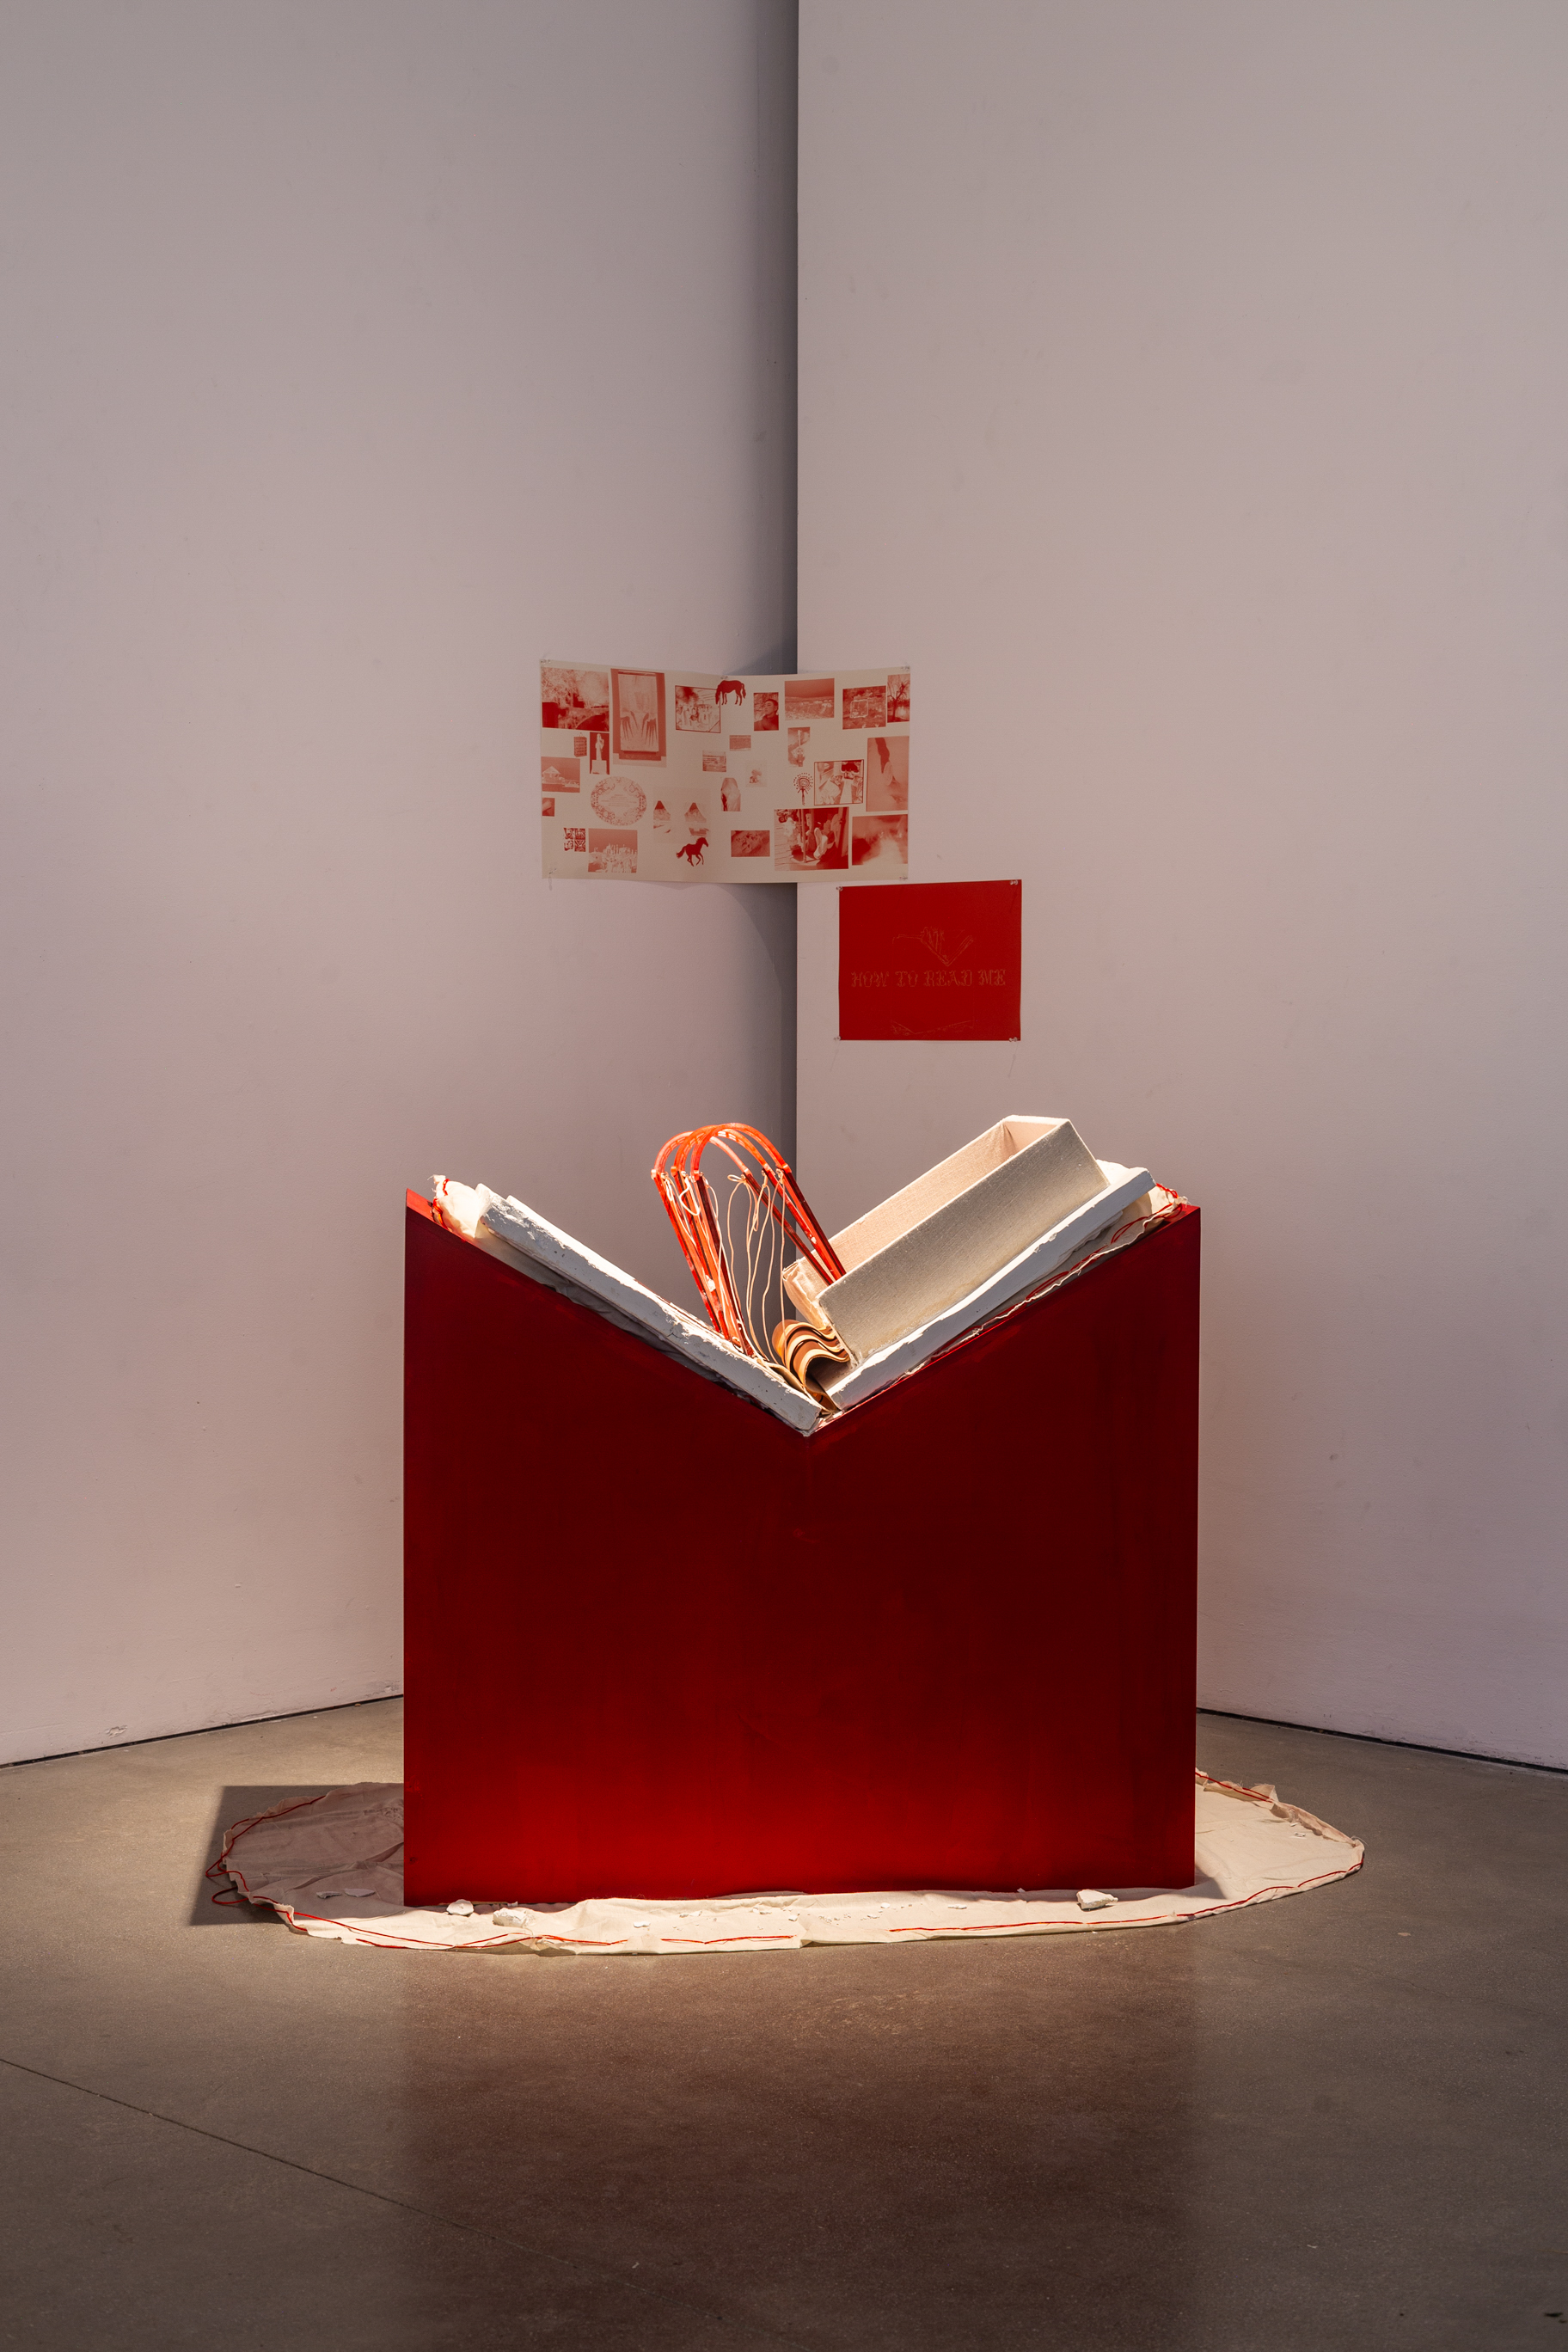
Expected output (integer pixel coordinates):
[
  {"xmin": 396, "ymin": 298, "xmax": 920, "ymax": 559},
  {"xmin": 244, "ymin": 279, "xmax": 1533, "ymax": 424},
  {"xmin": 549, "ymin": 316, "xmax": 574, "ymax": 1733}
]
[{"xmin": 211, "ymin": 1774, "xmax": 1363, "ymax": 1955}]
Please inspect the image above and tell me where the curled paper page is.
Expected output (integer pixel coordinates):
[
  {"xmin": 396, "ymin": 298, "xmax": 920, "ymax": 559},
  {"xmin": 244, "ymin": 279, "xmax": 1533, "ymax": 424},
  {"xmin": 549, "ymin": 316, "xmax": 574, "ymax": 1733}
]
[
  {"xmin": 540, "ymin": 661, "xmax": 910, "ymax": 883},
  {"xmin": 473, "ymin": 1189, "xmax": 822, "ymax": 1435}
]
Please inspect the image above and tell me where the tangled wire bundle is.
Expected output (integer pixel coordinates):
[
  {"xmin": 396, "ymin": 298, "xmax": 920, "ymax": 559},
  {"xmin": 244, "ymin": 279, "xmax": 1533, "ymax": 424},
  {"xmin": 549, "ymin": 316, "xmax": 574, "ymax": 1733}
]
[{"xmin": 652, "ymin": 1125, "xmax": 845, "ymax": 1375}]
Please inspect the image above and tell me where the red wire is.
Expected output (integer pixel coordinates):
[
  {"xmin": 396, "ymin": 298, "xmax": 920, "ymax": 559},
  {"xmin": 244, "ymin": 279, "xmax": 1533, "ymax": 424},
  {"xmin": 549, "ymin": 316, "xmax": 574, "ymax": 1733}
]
[{"xmin": 652, "ymin": 1124, "xmax": 842, "ymax": 1359}]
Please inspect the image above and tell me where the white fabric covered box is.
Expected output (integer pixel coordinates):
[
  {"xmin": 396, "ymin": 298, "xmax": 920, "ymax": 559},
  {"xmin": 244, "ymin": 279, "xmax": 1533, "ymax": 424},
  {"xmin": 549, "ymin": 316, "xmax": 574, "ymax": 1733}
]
[{"xmin": 784, "ymin": 1116, "xmax": 1112, "ymax": 1363}]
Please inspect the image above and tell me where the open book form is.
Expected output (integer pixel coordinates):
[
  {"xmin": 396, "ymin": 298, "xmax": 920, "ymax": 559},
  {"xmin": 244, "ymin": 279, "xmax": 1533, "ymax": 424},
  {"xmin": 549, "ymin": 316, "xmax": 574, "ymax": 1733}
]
[{"xmin": 430, "ymin": 1155, "xmax": 1168, "ymax": 1433}]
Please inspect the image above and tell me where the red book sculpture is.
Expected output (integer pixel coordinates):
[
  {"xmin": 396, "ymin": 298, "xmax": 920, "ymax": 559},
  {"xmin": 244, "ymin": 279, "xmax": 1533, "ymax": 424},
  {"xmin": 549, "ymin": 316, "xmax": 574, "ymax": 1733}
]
[{"xmin": 403, "ymin": 1188, "xmax": 1200, "ymax": 1905}]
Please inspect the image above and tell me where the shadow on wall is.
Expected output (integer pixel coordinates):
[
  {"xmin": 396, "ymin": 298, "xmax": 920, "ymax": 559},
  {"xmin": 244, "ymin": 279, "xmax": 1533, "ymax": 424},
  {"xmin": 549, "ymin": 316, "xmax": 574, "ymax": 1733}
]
[
  {"xmin": 731, "ymin": 883, "xmax": 798, "ymax": 1167},
  {"xmin": 729, "ymin": 635, "xmax": 800, "ymax": 1165}
]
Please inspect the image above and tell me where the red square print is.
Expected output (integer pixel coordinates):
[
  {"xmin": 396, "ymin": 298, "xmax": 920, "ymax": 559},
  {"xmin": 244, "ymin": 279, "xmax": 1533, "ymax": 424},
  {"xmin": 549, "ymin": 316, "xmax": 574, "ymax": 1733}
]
[{"xmin": 838, "ymin": 879, "xmax": 1021, "ymax": 1041}]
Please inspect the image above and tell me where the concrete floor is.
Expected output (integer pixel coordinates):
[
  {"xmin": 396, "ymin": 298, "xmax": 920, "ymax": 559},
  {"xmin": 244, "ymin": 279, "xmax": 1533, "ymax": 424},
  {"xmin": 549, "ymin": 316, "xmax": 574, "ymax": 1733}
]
[{"xmin": 1, "ymin": 1705, "xmax": 1564, "ymax": 2351}]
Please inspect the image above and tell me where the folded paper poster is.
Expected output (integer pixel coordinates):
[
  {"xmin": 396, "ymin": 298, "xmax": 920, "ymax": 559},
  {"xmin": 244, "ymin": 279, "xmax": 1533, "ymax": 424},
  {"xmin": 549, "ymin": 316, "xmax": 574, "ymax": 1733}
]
[{"xmin": 540, "ymin": 662, "xmax": 910, "ymax": 883}]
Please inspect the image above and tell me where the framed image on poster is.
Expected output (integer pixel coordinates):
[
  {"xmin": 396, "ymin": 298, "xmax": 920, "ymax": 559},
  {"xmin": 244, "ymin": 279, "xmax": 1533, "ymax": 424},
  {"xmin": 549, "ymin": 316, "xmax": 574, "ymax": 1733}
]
[{"xmin": 610, "ymin": 670, "xmax": 666, "ymax": 763}]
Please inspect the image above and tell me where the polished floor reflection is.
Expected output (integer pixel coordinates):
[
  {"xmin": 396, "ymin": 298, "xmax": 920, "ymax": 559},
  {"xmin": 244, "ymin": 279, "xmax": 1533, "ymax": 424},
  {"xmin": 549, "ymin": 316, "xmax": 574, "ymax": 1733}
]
[{"xmin": 2, "ymin": 1700, "xmax": 1563, "ymax": 2349}]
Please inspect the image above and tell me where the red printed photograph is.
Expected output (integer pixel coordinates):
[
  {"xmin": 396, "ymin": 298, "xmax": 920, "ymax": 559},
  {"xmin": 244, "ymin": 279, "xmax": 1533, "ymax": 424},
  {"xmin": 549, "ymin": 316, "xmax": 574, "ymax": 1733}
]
[
  {"xmin": 839, "ymin": 879, "xmax": 1021, "ymax": 1041},
  {"xmin": 731, "ymin": 829, "xmax": 770, "ymax": 857},
  {"xmin": 675, "ymin": 683, "xmax": 720, "ymax": 733},
  {"xmin": 562, "ymin": 826, "xmax": 585, "ymax": 853},
  {"xmin": 752, "ymin": 691, "xmax": 780, "ymax": 730},
  {"xmin": 729, "ymin": 734, "xmax": 751, "ymax": 750},
  {"xmin": 774, "ymin": 806, "xmax": 848, "ymax": 873},
  {"xmin": 842, "ymin": 684, "xmax": 886, "ymax": 731},
  {"xmin": 677, "ymin": 798, "xmax": 710, "ymax": 871},
  {"xmin": 867, "ymin": 734, "xmax": 909, "ymax": 810},
  {"xmin": 573, "ymin": 734, "xmax": 588, "ymax": 756},
  {"xmin": 587, "ymin": 827, "xmax": 638, "ymax": 878},
  {"xmin": 588, "ymin": 732, "xmax": 609, "ymax": 774},
  {"xmin": 788, "ymin": 726, "xmax": 810, "ymax": 769},
  {"xmin": 610, "ymin": 671, "xmax": 665, "ymax": 762},
  {"xmin": 785, "ymin": 677, "xmax": 836, "ymax": 719},
  {"xmin": 886, "ymin": 669, "xmax": 910, "ymax": 722},
  {"xmin": 591, "ymin": 775, "xmax": 646, "ymax": 825},
  {"xmin": 542, "ymin": 796, "xmax": 555, "ymax": 818},
  {"xmin": 702, "ymin": 750, "xmax": 726, "ymax": 773},
  {"xmin": 541, "ymin": 664, "xmax": 609, "ymax": 732},
  {"xmin": 851, "ymin": 812, "xmax": 908, "ymax": 872},
  {"xmin": 813, "ymin": 761, "xmax": 865, "ymax": 807},
  {"xmin": 542, "ymin": 755, "xmax": 581, "ymax": 794}
]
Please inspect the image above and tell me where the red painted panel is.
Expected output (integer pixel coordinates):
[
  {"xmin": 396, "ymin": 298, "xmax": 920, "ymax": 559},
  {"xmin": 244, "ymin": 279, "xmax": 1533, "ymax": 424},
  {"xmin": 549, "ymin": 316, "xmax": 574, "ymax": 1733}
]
[
  {"xmin": 403, "ymin": 1192, "xmax": 1198, "ymax": 1904},
  {"xmin": 838, "ymin": 878, "xmax": 1022, "ymax": 1040}
]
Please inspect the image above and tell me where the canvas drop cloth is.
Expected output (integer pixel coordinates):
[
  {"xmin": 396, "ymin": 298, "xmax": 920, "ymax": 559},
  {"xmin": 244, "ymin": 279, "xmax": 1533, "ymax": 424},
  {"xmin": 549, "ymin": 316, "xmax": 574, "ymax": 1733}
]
[{"xmin": 210, "ymin": 1774, "xmax": 1362, "ymax": 1954}]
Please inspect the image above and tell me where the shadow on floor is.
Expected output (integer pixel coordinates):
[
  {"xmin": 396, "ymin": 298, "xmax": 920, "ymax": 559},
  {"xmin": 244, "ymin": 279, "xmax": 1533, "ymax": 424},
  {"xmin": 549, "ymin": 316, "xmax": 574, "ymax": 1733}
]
[
  {"xmin": 5, "ymin": 1704, "xmax": 1564, "ymax": 2347},
  {"xmin": 190, "ymin": 1786, "xmax": 340, "ymax": 1926}
]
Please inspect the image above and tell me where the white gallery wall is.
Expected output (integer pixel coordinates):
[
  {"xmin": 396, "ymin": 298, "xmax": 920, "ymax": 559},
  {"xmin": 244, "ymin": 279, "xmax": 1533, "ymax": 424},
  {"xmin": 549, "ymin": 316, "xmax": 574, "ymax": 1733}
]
[
  {"xmin": 798, "ymin": 3, "xmax": 1568, "ymax": 1764},
  {"xmin": 0, "ymin": 2, "xmax": 799, "ymax": 1763}
]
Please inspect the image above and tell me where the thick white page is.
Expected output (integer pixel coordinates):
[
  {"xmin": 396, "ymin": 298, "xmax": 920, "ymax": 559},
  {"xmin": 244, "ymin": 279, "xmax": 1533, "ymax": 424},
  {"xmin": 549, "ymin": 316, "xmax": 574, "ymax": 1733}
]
[{"xmin": 821, "ymin": 1164, "xmax": 1155, "ymax": 1412}]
